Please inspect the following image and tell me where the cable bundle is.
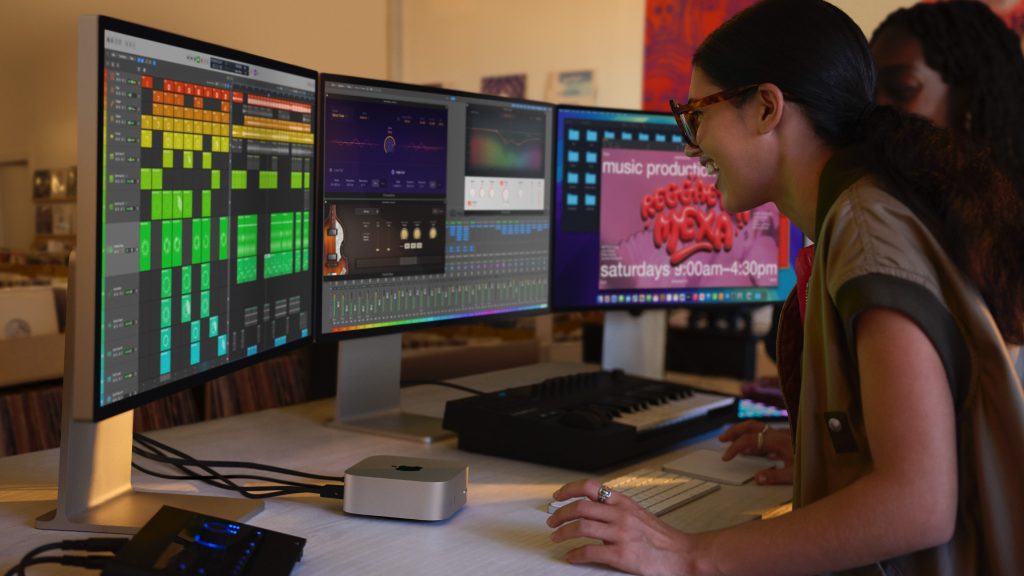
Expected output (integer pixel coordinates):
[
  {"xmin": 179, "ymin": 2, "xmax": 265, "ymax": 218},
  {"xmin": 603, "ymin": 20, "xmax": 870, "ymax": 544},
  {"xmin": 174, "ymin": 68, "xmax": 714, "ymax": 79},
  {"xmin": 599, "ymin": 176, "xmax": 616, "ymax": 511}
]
[{"xmin": 131, "ymin": 433, "xmax": 345, "ymax": 500}]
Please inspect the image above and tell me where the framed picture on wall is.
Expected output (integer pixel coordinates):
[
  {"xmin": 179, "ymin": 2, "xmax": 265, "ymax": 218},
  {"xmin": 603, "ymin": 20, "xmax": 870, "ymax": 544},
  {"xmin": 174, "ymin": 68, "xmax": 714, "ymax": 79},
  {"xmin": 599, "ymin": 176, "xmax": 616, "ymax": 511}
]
[
  {"xmin": 481, "ymin": 74, "xmax": 526, "ymax": 98},
  {"xmin": 31, "ymin": 167, "xmax": 77, "ymax": 199}
]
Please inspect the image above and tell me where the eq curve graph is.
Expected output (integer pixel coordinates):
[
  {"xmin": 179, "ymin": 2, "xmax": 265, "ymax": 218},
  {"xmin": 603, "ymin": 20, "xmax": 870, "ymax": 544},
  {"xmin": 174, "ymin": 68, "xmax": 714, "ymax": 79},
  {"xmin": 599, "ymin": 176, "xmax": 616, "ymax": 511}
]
[
  {"xmin": 465, "ymin": 104, "xmax": 546, "ymax": 179},
  {"xmin": 323, "ymin": 96, "xmax": 448, "ymax": 196}
]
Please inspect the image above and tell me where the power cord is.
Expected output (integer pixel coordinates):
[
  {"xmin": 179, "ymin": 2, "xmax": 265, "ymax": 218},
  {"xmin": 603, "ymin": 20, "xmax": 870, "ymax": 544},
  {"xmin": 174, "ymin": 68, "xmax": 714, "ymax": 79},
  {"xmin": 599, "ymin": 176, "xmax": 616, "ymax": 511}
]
[
  {"xmin": 132, "ymin": 433, "xmax": 344, "ymax": 500},
  {"xmin": 4, "ymin": 538, "xmax": 128, "ymax": 576}
]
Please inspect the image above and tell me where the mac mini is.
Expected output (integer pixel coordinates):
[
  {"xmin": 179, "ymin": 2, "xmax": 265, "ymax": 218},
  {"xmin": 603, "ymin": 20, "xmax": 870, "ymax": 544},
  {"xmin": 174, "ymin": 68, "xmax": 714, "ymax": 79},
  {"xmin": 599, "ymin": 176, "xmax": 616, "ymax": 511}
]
[{"xmin": 343, "ymin": 455, "xmax": 468, "ymax": 521}]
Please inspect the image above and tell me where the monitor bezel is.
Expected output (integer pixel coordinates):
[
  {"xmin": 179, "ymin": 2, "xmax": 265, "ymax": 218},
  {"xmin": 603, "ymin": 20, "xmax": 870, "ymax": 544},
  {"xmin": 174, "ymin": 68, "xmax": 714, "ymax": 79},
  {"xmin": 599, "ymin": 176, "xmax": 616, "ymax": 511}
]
[
  {"xmin": 90, "ymin": 16, "xmax": 318, "ymax": 421},
  {"xmin": 314, "ymin": 73, "xmax": 554, "ymax": 342},
  {"xmin": 548, "ymin": 103, "xmax": 801, "ymax": 313}
]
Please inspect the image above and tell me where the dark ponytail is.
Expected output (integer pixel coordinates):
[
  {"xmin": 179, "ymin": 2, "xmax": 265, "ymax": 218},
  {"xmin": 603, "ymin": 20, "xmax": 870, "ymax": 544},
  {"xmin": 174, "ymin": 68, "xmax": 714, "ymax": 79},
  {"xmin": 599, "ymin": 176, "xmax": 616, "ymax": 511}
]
[
  {"xmin": 694, "ymin": 0, "xmax": 875, "ymax": 149},
  {"xmin": 693, "ymin": 0, "xmax": 1024, "ymax": 344}
]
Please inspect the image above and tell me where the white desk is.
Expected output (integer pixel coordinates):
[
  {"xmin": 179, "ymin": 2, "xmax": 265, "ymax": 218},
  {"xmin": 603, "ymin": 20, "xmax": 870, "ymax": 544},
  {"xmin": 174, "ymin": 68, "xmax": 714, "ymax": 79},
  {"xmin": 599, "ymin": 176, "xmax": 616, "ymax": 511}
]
[{"xmin": 0, "ymin": 363, "xmax": 790, "ymax": 575}]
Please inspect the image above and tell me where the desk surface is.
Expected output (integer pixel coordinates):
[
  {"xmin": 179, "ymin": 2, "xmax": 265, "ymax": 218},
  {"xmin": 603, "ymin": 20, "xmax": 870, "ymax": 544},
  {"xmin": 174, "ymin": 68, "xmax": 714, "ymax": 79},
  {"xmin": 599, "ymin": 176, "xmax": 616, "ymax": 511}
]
[{"xmin": 0, "ymin": 363, "xmax": 790, "ymax": 575}]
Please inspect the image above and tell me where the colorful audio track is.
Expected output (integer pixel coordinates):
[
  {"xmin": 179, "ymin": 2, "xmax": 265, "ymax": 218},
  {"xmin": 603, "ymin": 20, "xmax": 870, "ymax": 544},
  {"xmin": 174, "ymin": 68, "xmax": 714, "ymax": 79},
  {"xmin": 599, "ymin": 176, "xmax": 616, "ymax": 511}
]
[
  {"xmin": 102, "ymin": 39, "xmax": 314, "ymax": 402},
  {"xmin": 134, "ymin": 76, "xmax": 312, "ymax": 379}
]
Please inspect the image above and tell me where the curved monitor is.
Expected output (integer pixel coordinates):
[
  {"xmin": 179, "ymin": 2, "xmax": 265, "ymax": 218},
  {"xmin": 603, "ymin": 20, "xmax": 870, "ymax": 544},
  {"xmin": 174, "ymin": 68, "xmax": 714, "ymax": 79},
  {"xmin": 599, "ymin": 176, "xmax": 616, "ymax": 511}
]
[
  {"xmin": 316, "ymin": 75, "xmax": 553, "ymax": 340},
  {"xmin": 550, "ymin": 106, "xmax": 803, "ymax": 311},
  {"xmin": 314, "ymin": 76, "xmax": 553, "ymax": 442},
  {"xmin": 84, "ymin": 16, "xmax": 317, "ymax": 421},
  {"xmin": 39, "ymin": 14, "xmax": 317, "ymax": 534}
]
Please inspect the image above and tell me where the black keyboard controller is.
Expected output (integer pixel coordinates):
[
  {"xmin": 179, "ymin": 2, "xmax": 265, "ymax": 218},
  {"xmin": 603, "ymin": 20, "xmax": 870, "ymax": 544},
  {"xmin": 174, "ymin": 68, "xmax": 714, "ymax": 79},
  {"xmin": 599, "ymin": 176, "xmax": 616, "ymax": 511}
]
[{"xmin": 442, "ymin": 370, "xmax": 737, "ymax": 471}]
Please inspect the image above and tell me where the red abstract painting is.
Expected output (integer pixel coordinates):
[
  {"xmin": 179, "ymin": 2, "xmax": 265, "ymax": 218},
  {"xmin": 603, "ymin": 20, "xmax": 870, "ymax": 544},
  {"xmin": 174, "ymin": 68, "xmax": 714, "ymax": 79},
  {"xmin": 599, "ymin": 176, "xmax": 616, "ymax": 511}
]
[{"xmin": 642, "ymin": 0, "xmax": 757, "ymax": 112}]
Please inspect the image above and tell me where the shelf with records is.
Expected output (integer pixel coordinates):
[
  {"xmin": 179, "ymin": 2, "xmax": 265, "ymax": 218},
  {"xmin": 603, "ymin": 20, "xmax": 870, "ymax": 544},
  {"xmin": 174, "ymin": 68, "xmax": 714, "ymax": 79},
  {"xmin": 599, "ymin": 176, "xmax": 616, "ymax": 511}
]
[{"xmin": 31, "ymin": 167, "xmax": 77, "ymax": 254}]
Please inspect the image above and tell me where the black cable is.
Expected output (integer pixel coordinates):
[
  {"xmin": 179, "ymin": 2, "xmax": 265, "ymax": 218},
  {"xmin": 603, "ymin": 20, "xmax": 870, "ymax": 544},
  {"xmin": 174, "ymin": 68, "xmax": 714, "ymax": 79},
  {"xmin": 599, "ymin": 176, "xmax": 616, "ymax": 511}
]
[
  {"xmin": 131, "ymin": 434, "xmax": 252, "ymax": 498},
  {"xmin": 129, "ymin": 461, "xmax": 341, "ymax": 499},
  {"xmin": 130, "ymin": 461, "xmax": 321, "ymax": 500},
  {"xmin": 6, "ymin": 555, "xmax": 111, "ymax": 576},
  {"xmin": 130, "ymin": 443, "xmax": 331, "ymax": 489},
  {"xmin": 133, "ymin": 433, "xmax": 346, "ymax": 481},
  {"xmin": 403, "ymin": 379, "xmax": 485, "ymax": 395},
  {"xmin": 7, "ymin": 542, "xmax": 62, "ymax": 564},
  {"xmin": 131, "ymin": 451, "xmax": 309, "ymax": 499},
  {"xmin": 130, "ymin": 461, "xmax": 326, "ymax": 489},
  {"xmin": 5, "ymin": 538, "xmax": 128, "ymax": 576},
  {"xmin": 131, "ymin": 434, "xmax": 344, "ymax": 499}
]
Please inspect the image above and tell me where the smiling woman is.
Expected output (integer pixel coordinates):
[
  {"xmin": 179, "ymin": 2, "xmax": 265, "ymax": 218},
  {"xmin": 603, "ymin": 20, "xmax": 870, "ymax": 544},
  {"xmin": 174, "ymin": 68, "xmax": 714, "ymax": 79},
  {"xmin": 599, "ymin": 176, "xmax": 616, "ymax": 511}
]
[{"xmin": 547, "ymin": 1, "xmax": 1024, "ymax": 574}]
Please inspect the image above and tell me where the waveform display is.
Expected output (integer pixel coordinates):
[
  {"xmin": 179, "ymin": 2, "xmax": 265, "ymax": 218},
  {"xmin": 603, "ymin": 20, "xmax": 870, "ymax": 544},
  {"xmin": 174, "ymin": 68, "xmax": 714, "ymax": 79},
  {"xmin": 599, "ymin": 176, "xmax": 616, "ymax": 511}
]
[
  {"xmin": 465, "ymin": 104, "xmax": 546, "ymax": 179},
  {"xmin": 323, "ymin": 96, "xmax": 448, "ymax": 196},
  {"xmin": 327, "ymin": 278, "xmax": 547, "ymax": 331}
]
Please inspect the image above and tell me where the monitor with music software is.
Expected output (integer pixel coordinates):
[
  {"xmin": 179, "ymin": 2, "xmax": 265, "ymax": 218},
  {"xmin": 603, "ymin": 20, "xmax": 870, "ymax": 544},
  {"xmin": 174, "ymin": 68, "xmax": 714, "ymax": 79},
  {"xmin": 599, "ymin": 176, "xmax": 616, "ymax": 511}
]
[
  {"xmin": 550, "ymin": 106, "xmax": 803, "ymax": 376},
  {"xmin": 317, "ymin": 75, "xmax": 553, "ymax": 441},
  {"xmin": 38, "ymin": 15, "xmax": 317, "ymax": 533}
]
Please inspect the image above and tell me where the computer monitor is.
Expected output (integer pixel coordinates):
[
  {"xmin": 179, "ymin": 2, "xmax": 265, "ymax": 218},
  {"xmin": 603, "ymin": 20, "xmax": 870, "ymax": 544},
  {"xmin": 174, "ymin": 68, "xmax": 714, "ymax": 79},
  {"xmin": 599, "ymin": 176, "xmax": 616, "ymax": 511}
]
[
  {"xmin": 550, "ymin": 106, "xmax": 803, "ymax": 377},
  {"xmin": 38, "ymin": 16, "xmax": 317, "ymax": 533},
  {"xmin": 317, "ymin": 75, "xmax": 553, "ymax": 441}
]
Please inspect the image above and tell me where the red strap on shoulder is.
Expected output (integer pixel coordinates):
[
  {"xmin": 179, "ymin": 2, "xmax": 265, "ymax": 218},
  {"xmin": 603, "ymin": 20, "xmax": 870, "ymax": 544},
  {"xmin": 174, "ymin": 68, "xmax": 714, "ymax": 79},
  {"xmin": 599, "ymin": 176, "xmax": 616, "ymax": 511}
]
[{"xmin": 795, "ymin": 245, "xmax": 815, "ymax": 324}]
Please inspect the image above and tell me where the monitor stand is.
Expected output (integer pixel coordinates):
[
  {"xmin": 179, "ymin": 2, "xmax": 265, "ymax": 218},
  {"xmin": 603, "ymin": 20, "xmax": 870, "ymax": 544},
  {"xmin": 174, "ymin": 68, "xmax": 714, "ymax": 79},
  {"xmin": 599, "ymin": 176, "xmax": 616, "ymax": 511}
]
[
  {"xmin": 35, "ymin": 412, "xmax": 264, "ymax": 534},
  {"xmin": 601, "ymin": 309, "xmax": 667, "ymax": 380},
  {"xmin": 36, "ymin": 253, "xmax": 263, "ymax": 534},
  {"xmin": 329, "ymin": 333, "xmax": 453, "ymax": 443}
]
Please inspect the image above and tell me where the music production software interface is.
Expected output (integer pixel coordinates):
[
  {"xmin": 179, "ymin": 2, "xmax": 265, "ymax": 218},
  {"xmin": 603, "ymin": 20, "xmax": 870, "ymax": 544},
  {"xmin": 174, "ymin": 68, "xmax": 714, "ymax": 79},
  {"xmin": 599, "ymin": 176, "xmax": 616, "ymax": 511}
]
[
  {"xmin": 551, "ymin": 108, "xmax": 801, "ymax": 309},
  {"xmin": 100, "ymin": 28, "xmax": 315, "ymax": 406},
  {"xmin": 320, "ymin": 80, "xmax": 552, "ymax": 333}
]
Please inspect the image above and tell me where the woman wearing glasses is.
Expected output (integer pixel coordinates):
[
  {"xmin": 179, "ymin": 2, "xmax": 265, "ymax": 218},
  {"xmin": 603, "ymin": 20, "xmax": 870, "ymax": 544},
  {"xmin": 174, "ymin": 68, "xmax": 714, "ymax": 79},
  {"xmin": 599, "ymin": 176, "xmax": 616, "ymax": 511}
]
[
  {"xmin": 717, "ymin": 0, "xmax": 1024, "ymax": 485},
  {"xmin": 547, "ymin": 1, "xmax": 1024, "ymax": 574}
]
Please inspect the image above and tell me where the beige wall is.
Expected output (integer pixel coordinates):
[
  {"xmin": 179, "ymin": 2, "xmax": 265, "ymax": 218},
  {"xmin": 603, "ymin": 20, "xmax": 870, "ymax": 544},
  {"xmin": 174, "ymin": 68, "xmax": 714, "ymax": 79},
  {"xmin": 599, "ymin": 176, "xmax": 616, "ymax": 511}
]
[
  {"xmin": 399, "ymin": 0, "xmax": 916, "ymax": 109},
  {"xmin": 400, "ymin": 0, "xmax": 645, "ymax": 108},
  {"xmin": 835, "ymin": 0, "xmax": 919, "ymax": 38},
  {"xmin": 0, "ymin": 0, "xmax": 388, "ymax": 249},
  {"xmin": 0, "ymin": 0, "xmax": 916, "ymax": 250}
]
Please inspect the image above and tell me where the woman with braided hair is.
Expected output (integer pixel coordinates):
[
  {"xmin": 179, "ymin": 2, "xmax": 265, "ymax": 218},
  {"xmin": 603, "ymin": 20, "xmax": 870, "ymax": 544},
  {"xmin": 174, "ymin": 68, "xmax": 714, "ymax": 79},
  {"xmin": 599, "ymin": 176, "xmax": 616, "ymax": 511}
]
[
  {"xmin": 871, "ymin": 1, "xmax": 1024, "ymax": 379},
  {"xmin": 871, "ymin": 1, "xmax": 1024, "ymax": 198}
]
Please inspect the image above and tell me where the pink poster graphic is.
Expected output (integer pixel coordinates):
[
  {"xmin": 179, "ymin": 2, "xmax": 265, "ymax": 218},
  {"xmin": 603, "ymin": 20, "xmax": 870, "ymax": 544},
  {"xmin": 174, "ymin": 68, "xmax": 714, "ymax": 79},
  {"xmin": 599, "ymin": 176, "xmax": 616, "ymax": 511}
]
[{"xmin": 598, "ymin": 148, "xmax": 781, "ymax": 291}]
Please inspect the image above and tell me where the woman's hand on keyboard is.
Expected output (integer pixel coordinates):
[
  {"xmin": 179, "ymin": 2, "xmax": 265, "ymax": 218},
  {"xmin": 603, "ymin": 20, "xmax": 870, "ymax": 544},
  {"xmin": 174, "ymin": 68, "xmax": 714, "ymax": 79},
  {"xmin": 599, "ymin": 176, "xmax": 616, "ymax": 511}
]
[
  {"xmin": 719, "ymin": 420, "xmax": 794, "ymax": 485},
  {"xmin": 547, "ymin": 478, "xmax": 699, "ymax": 576}
]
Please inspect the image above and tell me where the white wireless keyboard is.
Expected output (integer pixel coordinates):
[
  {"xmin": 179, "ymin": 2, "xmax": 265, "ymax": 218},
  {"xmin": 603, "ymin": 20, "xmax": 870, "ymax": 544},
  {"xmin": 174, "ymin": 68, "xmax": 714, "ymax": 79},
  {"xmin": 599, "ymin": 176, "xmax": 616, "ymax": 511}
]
[{"xmin": 548, "ymin": 468, "xmax": 720, "ymax": 516}]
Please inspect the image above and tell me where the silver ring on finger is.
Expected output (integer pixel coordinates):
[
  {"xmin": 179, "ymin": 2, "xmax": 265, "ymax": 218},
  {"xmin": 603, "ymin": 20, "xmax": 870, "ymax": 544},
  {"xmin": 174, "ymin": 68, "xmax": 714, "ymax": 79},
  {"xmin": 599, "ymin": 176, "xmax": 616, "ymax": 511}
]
[
  {"xmin": 756, "ymin": 424, "xmax": 770, "ymax": 451},
  {"xmin": 597, "ymin": 485, "xmax": 612, "ymax": 504}
]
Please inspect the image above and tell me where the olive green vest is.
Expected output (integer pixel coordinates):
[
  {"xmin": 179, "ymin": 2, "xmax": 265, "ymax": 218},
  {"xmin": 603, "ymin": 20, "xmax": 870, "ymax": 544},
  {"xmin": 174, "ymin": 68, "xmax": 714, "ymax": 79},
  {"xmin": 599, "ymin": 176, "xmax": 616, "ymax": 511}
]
[{"xmin": 778, "ymin": 160, "xmax": 1024, "ymax": 575}]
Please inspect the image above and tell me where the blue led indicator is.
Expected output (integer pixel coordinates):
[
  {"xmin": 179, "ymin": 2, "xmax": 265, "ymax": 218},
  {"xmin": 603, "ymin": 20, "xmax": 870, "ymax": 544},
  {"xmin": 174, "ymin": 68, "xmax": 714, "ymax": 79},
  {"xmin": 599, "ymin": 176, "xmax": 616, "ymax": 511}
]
[{"xmin": 193, "ymin": 534, "xmax": 226, "ymax": 550}]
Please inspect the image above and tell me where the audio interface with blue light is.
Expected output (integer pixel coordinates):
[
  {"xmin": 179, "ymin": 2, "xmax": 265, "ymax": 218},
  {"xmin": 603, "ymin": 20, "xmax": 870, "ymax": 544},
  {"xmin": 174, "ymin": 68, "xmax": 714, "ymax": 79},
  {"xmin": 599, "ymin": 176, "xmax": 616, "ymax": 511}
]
[{"xmin": 101, "ymin": 506, "xmax": 305, "ymax": 576}]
